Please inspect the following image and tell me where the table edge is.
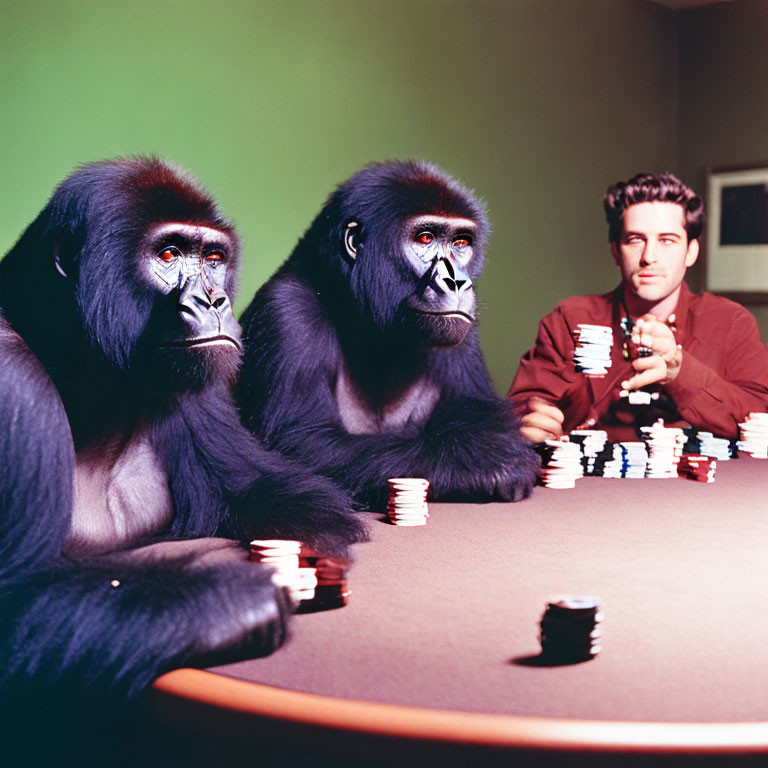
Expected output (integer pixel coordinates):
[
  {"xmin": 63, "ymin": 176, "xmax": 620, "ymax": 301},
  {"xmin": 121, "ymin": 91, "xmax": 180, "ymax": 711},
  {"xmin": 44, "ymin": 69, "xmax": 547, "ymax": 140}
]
[{"xmin": 151, "ymin": 669, "xmax": 768, "ymax": 755}]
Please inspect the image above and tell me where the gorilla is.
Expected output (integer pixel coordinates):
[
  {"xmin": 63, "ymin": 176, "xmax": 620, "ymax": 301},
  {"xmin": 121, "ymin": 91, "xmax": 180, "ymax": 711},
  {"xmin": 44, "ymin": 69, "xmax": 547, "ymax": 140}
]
[
  {"xmin": 238, "ymin": 160, "xmax": 539, "ymax": 509},
  {"xmin": 0, "ymin": 157, "xmax": 364, "ymax": 764}
]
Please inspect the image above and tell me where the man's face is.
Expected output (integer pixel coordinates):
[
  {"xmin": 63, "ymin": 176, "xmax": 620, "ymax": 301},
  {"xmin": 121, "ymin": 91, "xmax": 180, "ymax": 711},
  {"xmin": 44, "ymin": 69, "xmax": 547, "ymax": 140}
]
[{"xmin": 611, "ymin": 202, "xmax": 699, "ymax": 305}]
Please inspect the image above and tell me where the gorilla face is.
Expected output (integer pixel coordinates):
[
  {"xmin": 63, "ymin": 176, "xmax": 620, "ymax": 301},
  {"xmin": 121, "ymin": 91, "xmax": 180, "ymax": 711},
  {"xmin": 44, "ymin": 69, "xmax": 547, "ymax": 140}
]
[
  {"xmin": 138, "ymin": 222, "xmax": 242, "ymax": 387},
  {"xmin": 400, "ymin": 214, "xmax": 477, "ymax": 348},
  {"xmin": 344, "ymin": 213, "xmax": 477, "ymax": 349},
  {"xmin": 322, "ymin": 160, "xmax": 490, "ymax": 356}
]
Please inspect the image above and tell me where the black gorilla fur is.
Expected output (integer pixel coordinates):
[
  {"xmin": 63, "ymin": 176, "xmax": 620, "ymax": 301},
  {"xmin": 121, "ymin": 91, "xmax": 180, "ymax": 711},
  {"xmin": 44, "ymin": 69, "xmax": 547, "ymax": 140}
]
[
  {"xmin": 238, "ymin": 160, "xmax": 539, "ymax": 509},
  {"xmin": 0, "ymin": 157, "xmax": 365, "ymax": 765}
]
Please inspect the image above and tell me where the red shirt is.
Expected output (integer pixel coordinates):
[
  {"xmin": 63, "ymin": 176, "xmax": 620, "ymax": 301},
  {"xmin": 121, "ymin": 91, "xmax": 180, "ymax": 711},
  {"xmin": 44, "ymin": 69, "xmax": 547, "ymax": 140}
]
[{"xmin": 508, "ymin": 283, "xmax": 768, "ymax": 440}]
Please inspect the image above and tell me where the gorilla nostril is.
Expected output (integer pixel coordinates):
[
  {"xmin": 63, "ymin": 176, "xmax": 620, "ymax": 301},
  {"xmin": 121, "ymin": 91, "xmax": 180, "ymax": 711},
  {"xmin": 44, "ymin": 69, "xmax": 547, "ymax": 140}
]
[
  {"xmin": 445, "ymin": 278, "xmax": 457, "ymax": 292},
  {"xmin": 212, "ymin": 296, "xmax": 227, "ymax": 310}
]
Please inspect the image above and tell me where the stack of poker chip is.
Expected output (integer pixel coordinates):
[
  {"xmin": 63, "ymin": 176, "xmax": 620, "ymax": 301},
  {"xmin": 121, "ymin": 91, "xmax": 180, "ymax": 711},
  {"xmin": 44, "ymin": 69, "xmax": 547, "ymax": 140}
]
[
  {"xmin": 678, "ymin": 454, "xmax": 717, "ymax": 483},
  {"xmin": 297, "ymin": 554, "xmax": 351, "ymax": 612},
  {"xmin": 569, "ymin": 429, "xmax": 609, "ymax": 475},
  {"xmin": 539, "ymin": 597, "xmax": 603, "ymax": 663},
  {"xmin": 386, "ymin": 478, "xmax": 430, "ymax": 526},
  {"xmin": 639, "ymin": 419, "xmax": 686, "ymax": 478},
  {"xmin": 249, "ymin": 539, "xmax": 317, "ymax": 605},
  {"xmin": 695, "ymin": 432, "xmax": 734, "ymax": 460},
  {"xmin": 737, "ymin": 412, "xmax": 768, "ymax": 459},
  {"xmin": 683, "ymin": 428, "xmax": 738, "ymax": 459},
  {"xmin": 573, "ymin": 324, "xmax": 613, "ymax": 377},
  {"xmin": 600, "ymin": 443, "xmax": 627, "ymax": 478},
  {"xmin": 619, "ymin": 441, "xmax": 649, "ymax": 478},
  {"xmin": 538, "ymin": 439, "xmax": 584, "ymax": 488}
]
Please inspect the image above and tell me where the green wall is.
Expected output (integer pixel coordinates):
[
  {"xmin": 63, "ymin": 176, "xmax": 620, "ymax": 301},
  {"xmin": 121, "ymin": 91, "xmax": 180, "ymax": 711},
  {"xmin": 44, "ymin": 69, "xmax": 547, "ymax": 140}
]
[{"xmin": 0, "ymin": 0, "xmax": 719, "ymax": 393}]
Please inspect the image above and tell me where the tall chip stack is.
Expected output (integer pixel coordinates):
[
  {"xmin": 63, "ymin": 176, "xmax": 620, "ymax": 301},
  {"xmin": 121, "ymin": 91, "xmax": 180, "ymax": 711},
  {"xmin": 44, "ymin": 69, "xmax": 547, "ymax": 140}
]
[
  {"xmin": 738, "ymin": 412, "xmax": 768, "ymax": 459},
  {"xmin": 569, "ymin": 429, "xmax": 609, "ymax": 476},
  {"xmin": 639, "ymin": 419, "xmax": 686, "ymax": 478},
  {"xmin": 538, "ymin": 439, "xmax": 584, "ymax": 488},
  {"xmin": 619, "ymin": 441, "xmax": 649, "ymax": 478},
  {"xmin": 573, "ymin": 324, "xmax": 613, "ymax": 377}
]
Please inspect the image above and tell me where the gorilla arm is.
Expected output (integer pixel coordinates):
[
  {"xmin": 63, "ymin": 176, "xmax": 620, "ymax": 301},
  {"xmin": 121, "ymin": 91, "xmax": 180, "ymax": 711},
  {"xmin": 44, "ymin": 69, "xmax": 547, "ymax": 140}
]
[
  {"xmin": 0, "ymin": 318, "xmax": 289, "ymax": 756},
  {"xmin": 417, "ymin": 333, "xmax": 540, "ymax": 503},
  {"xmin": 239, "ymin": 279, "xmax": 538, "ymax": 509},
  {"xmin": 153, "ymin": 382, "xmax": 367, "ymax": 554},
  {"xmin": 0, "ymin": 314, "xmax": 73, "ymax": 573}
]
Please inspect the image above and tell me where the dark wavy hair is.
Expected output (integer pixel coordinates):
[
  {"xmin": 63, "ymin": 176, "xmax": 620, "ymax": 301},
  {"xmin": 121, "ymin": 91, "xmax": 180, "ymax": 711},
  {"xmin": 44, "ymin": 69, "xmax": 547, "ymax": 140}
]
[{"xmin": 604, "ymin": 172, "xmax": 704, "ymax": 243}]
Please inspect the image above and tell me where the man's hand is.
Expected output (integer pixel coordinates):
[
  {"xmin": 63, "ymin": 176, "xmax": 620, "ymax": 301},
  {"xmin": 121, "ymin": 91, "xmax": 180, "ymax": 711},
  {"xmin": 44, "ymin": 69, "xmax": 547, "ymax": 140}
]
[
  {"xmin": 622, "ymin": 313, "xmax": 682, "ymax": 391},
  {"xmin": 520, "ymin": 396, "xmax": 565, "ymax": 443}
]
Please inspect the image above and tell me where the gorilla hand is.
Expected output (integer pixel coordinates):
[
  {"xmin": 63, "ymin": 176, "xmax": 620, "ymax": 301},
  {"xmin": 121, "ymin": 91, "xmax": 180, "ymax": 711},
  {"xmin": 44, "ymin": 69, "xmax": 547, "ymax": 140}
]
[
  {"xmin": 419, "ymin": 397, "xmax": 540, "ymax": 503},
  {"xmin": 234, "ymin": 460, "xmax": 368, "ymax": 557}
]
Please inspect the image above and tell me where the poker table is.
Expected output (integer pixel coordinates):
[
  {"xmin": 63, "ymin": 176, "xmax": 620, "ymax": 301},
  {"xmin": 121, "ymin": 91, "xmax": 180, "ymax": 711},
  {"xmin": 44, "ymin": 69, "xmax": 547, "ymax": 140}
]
[{"xmin": 147, "ymin": 457, "xmax": 768, "ymax": 766}]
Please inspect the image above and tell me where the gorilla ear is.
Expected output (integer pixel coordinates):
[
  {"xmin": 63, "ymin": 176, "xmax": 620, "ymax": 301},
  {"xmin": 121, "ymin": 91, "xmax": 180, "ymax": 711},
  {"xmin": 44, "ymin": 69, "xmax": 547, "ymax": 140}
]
[
  {"xmin": 343, "ymin": 221, "xmax": 360, "ymax": 263},
  {"xmin": 53, "ymin": 239, "xmax": 70, "ymax": 278}
]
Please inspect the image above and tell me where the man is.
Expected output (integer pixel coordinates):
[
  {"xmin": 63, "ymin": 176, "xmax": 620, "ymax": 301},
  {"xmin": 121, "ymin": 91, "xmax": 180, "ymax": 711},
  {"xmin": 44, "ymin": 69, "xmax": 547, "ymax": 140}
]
[{"xmin": 509, "ymin": 172, "xmax": 768, "ymax": 443}]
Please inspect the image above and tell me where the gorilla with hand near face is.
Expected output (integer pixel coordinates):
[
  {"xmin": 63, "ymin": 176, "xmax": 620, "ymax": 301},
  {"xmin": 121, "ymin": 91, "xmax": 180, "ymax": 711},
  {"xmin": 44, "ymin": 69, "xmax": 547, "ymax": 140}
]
[
  {"xmin": 0, "ymin": 157, "xmax": 364, "ymax": 764},
  {"xmin": 238, "ymin": 160, "xmax": 539, "ymax": 510}
]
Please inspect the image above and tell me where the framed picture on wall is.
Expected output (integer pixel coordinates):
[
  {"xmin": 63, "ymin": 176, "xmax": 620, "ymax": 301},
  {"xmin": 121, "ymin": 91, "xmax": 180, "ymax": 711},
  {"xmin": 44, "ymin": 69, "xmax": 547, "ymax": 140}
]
[{"xmin": 705, "ymin": 163, "xmax": 768, "ymax": 303}]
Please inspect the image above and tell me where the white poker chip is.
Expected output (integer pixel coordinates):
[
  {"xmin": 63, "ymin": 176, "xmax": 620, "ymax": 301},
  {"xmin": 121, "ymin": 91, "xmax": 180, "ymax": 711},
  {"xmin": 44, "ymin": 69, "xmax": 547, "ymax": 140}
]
[
  {"xmin": 573, "ymin": 323, "xmax": 613, "ymax": 377},
  {"xmin": 387, "ymin": 478, "xmax": 430, "ymax": 526}
]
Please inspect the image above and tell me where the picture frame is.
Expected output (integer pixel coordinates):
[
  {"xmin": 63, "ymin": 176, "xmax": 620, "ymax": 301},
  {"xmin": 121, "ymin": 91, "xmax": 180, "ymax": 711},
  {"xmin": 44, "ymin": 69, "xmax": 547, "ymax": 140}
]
[{"xmin": 705, "ymin": 163, "xmax": 768, "ymax": 303}]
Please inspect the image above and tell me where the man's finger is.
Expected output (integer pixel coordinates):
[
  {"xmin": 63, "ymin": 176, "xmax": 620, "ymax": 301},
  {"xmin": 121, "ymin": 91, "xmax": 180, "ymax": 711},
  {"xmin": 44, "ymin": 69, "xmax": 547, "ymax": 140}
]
[
  {"xmin": 522, "ymin": 410, "xmax": 564, "ymax": 443},
  {"xmin": 521, "ymin": 425, "xmax": 560, "ymax": 444},
  {"xmin": 631, "ymin": 356, "xmax": 659, "ymax": 372},
  {"xmin": 528, "ymin": 397, "xmax": 565, "ymax": 424},
  {"xmin": 622, "ymin": 367, "xmax": 665, "ymax": 391}
]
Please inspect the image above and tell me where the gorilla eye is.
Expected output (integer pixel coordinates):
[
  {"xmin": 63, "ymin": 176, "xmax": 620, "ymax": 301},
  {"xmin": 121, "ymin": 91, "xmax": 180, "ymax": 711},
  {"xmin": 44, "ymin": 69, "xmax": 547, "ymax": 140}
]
[
  {"xmin": 205, "ymin": 252, "xmax": 224, "ymax": 265},
  {"xmin": 416, "ymin": 232, "xmax": 434, "ymax": 245},
  {"xmin": 453, "ymin": 238, "xmax": 471, "ymax": 249},
  {"xmin": 157, "ymin": 247, "xmax": 181, "ymax": 263}
]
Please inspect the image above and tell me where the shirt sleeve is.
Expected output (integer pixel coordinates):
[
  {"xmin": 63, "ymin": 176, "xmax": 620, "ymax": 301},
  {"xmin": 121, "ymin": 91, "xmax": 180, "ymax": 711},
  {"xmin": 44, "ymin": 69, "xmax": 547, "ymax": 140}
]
[
  {"xmin": 507, "ymin": 306, "xmax": 579, "ymax": 412},
  {"xmin": 665, "ymin": 307, "xmax": 768, "ymax": 438}
]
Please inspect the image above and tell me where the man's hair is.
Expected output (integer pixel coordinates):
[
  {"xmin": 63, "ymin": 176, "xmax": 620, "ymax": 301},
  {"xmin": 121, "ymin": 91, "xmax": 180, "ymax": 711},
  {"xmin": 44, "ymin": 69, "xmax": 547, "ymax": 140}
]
[{"xmin": 603, "ymin": 172, "xmax": 704, "ymax": 243}]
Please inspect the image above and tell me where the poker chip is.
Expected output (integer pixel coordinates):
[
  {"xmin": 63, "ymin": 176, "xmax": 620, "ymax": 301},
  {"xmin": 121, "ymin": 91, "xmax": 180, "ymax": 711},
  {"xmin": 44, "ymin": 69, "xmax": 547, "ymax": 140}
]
[
  {"xmin": 639, "ymin": 419, "xmax": 686, "ymax": 478},
  {"xmin": 619, "ymin": 441, "xmax": 649, "ymax": 478},
  {"xmin": 678, "ymin": 454, "xmax": 717, "ymax": 483},
  {"xmin": 682, "ymin": 428, "xmax": 738, "ymax": 460},
  {"xmin": 296, "ymin": 554, "xmax": 351, "ymax": 612},
  {"xmin": 387, "ymin": 478, "xmax": 429, "ymax": 525},
  {"xmin": 561, "ymin": 423, "xmax": 737, "ymax": 483},
  {"xmin": 573, "ymin": 324, "xmax": 613, "ymax": 377},
  {"xmin": 251, "ymin": 539, "xmax": 353, "ymax": 611},
  {"xmin": 249, "ymin": 539, "xmax": 309, "ymax": 605},
  {"xmin": 737, "ymin": 412, "xmax": 768, "ymax": 459},
  {"xmin": 695, "ymin": 432, "xmax": 734, "ymax": 460},
  {"xmin": 620, "ymin": 390, "xmax": 660, "ymax": 405},
  {"xmin": 569, "ymin": 429, "xmax": 609, "ymax": 475},
  {"xmin": 539, "ymin": 596, "xmax": 603, "ymax": 663},
  {"xmin": 537, "ymin": 438, "xmax": 583, "ymax": 488}
]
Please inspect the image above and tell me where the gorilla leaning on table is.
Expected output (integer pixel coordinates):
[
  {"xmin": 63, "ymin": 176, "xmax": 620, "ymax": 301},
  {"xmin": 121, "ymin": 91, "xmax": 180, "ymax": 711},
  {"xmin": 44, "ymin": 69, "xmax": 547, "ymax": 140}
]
[{"xmin": 237, "ymin": 159, "xmax": 539, "ymax": 509}]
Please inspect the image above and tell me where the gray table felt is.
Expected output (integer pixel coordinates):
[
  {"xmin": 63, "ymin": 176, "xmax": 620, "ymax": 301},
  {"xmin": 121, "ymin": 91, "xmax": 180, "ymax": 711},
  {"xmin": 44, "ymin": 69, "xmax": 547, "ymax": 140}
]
[{"xmin": 212, "ymin": 458, "xmax": 768, "ymax": 723}]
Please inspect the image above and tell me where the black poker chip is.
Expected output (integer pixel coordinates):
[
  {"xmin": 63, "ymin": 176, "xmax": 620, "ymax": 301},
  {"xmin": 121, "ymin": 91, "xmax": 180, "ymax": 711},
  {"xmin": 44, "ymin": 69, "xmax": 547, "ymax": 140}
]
[{"xmin": 539, "ymin": 597, "xmax": 602, "ymax": 663}]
